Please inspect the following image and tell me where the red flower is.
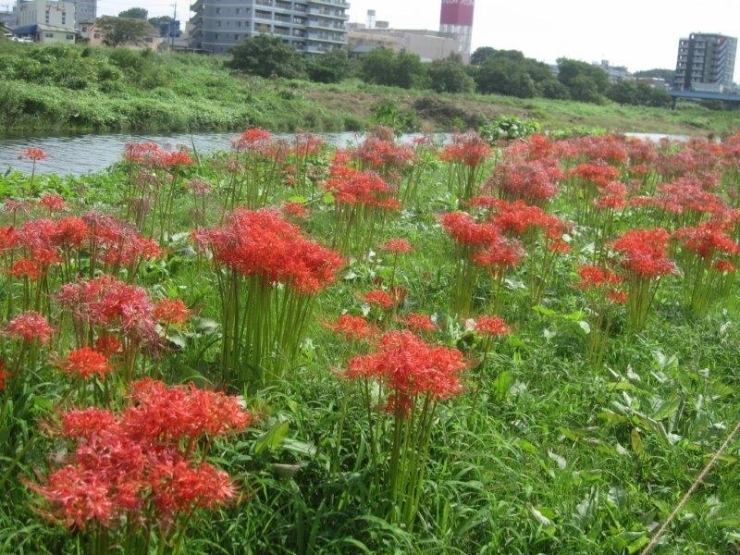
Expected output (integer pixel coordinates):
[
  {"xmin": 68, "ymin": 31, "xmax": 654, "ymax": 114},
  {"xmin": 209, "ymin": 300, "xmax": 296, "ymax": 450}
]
[
  {"xmin": 611, "ymin": 228, "xmax": 677, "ymax": 279},
  {"xmin": 19, "ymin": 147, "xmax": 47, "ymax": 161},
  {"xmin": 38, "ymin": 193, "xmax": 67, "ymax": 213},
  {"xmin": 94, "ymin": 334, "xmax": 122, "ymax": 358},
  {"xmin": 154, "ymin": 299, "xmax": 191, "ymax": 326},
  {"xmin": 324, "ymin": 314, "xmax": 376, "ymax": 341},
  {"xmin": 470, "ymin": 315, "xmax": 510, "ymax": 337},
  {"xmin": 576, "ymin": 265, "xmax": 623, "ymax": 288},
  {"xmin": 397, "ymin": 312, "xmax": 437, "ymax": 333},
  {"xmin": 361, "ymin": 289, "xmax": 396, "ymax": 310},
  {"xmin": 5, "ymin": 311, "xmax": 53, "ymax": 343},
  {"xmin": 344, "ymin": 330, "xmax": 468, "ymax": 414},
  {"xmin": 57, "ymin": 347, "xmax": 111, "ymax": 379},
  {"xmin": 380, "ymin": 238, "xmax": 413, "ymax": 254}
]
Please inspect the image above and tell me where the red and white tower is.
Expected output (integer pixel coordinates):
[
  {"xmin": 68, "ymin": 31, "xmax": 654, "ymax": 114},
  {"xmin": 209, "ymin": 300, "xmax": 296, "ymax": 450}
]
[{"xmin": 439, "ymin": 0, "xmax": 475, "ymax": 61}]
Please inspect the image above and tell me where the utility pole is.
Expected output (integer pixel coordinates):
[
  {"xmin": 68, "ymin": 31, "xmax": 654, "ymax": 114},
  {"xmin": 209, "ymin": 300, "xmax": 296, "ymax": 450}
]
[{"xmin": 170, "ymin": 1, "xmax": 177, "ymax": 49}]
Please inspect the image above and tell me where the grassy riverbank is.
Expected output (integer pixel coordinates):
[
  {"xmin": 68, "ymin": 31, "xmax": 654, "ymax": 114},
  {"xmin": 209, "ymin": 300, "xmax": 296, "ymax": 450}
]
[{"xmin": 1, "ymin": 42, "xmax": 739, "ymax": 137}]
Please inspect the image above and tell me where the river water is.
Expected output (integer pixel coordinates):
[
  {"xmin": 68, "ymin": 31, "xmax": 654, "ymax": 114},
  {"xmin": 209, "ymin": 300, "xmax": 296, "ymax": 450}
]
[
  {"xmin": 0, "ymin": 131, "xmax": 369, "ymax": 177},
  {"xmin": 0, "ymin": 131, "xmax": 682, "ymax": 177}
]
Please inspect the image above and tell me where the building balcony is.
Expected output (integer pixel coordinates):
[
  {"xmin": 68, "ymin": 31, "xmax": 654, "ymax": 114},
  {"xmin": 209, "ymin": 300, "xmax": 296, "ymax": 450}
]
[{"xmin": 309, "ymin": 0, "xmax": 349, "ymax": 7}]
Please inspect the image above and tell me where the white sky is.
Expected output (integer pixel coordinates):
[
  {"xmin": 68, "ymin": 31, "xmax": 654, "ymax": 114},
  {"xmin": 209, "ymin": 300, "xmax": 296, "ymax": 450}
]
[{"xmin": 96, "ymin": 0, "xmax": 740, "ymax": 80}]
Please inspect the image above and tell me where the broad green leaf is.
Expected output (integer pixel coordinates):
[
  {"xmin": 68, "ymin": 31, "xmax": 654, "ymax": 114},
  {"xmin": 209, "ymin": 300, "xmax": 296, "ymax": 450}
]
[{"xmin": 254, "ymin": 420, "xmax": 290, "ymax": 454}]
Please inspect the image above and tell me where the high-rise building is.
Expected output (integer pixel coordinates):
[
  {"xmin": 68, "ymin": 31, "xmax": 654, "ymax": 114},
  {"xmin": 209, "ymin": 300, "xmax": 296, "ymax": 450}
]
[
  {"xmin": 189, "ymin": 0, "xmax": 349, "ymax": 55},
  {"xmin": 439, "ymin": 0, "xmax": 474, "ymax": 61},
  {"xmin": 74, "ymin": 0, "xmax": 95, "ymax": 26},
  {"xmin": 674, "ymin": 32, "xmax": 737, "ymax": 90}
]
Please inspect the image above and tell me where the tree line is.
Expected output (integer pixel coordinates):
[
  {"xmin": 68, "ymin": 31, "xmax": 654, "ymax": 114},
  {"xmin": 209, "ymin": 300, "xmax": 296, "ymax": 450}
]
[{"xmin": 227, "ymin": 35, "xmax": 673, "ymax": 108}]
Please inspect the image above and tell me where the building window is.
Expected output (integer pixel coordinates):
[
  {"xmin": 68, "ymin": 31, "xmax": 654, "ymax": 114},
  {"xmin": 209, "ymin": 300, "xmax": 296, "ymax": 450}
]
[
  {"xmin": 215, "ymin": 7, "xmax": 221, "ymax": 14},
  {"xmin": 236, "ymin": 7, "xmax": 241, "ymax": 13},
  {"xmin": 66, "ymin": 34, "xmax": 74, "ymax": 40},
  {"xmin": 217, "ymin": 21, "xmax": 221, "ymax": 27},
  {"xmin": 234, "ymin": 34, "xmax": 238, "ymax": 40},
  {"xmin": 45, "ymin": 33, "xmax": 53, "ymax": 38},
  {"xmin": 94, "ymin": 32, "xmax": 100, "ymax": 38}
]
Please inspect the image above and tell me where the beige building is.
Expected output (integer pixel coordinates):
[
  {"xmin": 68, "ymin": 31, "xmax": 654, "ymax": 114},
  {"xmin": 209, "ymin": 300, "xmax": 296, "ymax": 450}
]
[
  {"xmin": 348, "ymin": 27, "xmax": 464, "ymax": 63},
  {"xmin": 84, "ymin": 19, "xmax": 164, "ymax": 50},
  {"xmin": 14, "ymin": 0, "xmax": 76, "ymax": 43}
]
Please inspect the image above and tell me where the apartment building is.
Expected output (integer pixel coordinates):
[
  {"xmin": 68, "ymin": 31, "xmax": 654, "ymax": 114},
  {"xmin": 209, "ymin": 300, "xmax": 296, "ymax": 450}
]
[
  {"xmin": 674, "ymin": 32, "xmax": 737, "ymax": 90},
  {"xmin": 189, "ymin": 0, "xmax": 349, "ymax": 55},
  {"xmin": 14, "ymin": 0, "xmax": 75, "ymax": 42}
]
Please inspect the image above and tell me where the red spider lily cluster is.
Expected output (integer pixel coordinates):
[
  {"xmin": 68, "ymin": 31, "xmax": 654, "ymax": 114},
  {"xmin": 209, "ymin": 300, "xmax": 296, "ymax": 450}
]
[
  {"xmin": 344, "ymin": 330, "xmax": 468, "ymax": 416},
  {"xmin": 468, "ymin": 315, "xmax": 511, "ymax": 338},
  {"xmin": 324, "ymin": 314, "xmax": 377, "ymax": 342},
  {"xmin": 192, "ymin": 208, "xmax": 343, "ymax": 295},
  {"xmin": 124, "ymin": 142, "xmax": 194, "ymax": 170},
  {"xmin": 28, "ymin": 379, "xmax": 251, "ymax": 531},
  {"xmin": 611, "ymin": 228, "xmax": 677, "ymax": 280},
  {"xmin": 4, "ymin": 311, "xmax": 54, "ymax": 343},
  {"xmin": 19, "ymin": 147, "xmax": 47, "ymax": 161},
  {"xmin": 324, "ymin": 163, "xmax": 401, "ymax": 210},
  {"xmin": 439, "ymin": 132, "xmax": 492, "ymax": 168},
  {"xmin": 352, "ymin": 136, "xmax": 416, "ymax": 177},
  {"xmin": 56, "ymin": 347, "xmax": 111, "ymax": 380}
]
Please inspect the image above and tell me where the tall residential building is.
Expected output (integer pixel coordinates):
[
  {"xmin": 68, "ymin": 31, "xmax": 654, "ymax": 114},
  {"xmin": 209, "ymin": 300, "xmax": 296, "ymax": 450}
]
[
  {"xmin": 189, "ymin": 0, "xmax": 349, "ymax": 55},
  {"xmin": 74, "ymin": 0, "xmax": 95, "ymax": 26},
  {"xmin": 439, "ymin": 0, "xmax": 474, "ymax": 61},
  {"xmin": 674, "ymin": 32, "xmax": 737, "ymax": 90}
]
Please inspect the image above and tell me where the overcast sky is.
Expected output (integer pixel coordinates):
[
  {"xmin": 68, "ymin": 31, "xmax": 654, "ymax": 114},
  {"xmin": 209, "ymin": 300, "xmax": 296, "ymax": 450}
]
[{"xmin": 97, "ymin": 0, "xmax": 740, "ymax": 80}]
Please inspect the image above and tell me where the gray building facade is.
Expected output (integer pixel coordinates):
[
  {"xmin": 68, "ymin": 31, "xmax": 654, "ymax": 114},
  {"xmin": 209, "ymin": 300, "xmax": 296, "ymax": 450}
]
[
  {"xmin": 189, "ymin": 0, "xmax": 349, "ymax": 55},
  {"xmin": 674, "ymin": 32, "xmax": 737, "ymax": 90}
]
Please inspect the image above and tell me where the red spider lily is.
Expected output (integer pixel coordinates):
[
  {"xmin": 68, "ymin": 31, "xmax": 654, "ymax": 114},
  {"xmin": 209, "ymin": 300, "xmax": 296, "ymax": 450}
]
[
  {"xmin": 281, "ymin": 201, "xmax": 309, "ymax": 219},
  {"xmin": 38, "ymin": 193, "xmax": 67, "ymax": 213},
  {"xmin": 472, "ymin": 237, "xmax": 526, "ymax": 274},
  {"xmin": 611, "ymin": 228, "xmax": 678, "ymax": 279},
  {"xmin": 593, "ymin": 181, "xmax": 629, "ymax": 210},
  {"xmin": 292, "ymin": 133, "xmax": 324, "ymax": 159},
  {"xmin": 153, "ymin": 299, "xmax": 191, "ymax": 326},
  {"xmin": 7, "ymin": 258, "xmax": 42, "ymax": 281},
  {"xmin": 56, "ymin": 274, "xmax": 158, "ymax": 346},
  {"xmin": 345, "ymin": 330, "xmax": 468, "ymax": 413},
  {"xmin": 93, "ymin": 334, "xmax": 122, "ymax": 358},
  {"xmin": 361, "ymin": 289, "xmax": 396, "ymax": 310},
  {"xmin": 231, "ymin": 127, "xmax": 273, "ymax": 153},
  {"xmin": 576, "ymin": 265, "xmax": 624, "ymax": 288},
  {"xmin": 397, "ymin": 313, "xmax": 437, "ymax": 333},
  {"xmin": 380, "ymin": 238, "xmax": 413, "ymax": 254},
  {"xmin": 440, "ymin": 211, "xmax": 499, "ymax": 247},
  {"xmin": 569, "ymin": 161, "xmax": 621, "ymax": 188},
  {"xmin": 81, "ymin": 211, "xmax": 161, "ymax": 270},
  {"xmin": 324, "ymin": 168, "xmax": 400, "ymax": 209},
  {"xmin": 19, "ymin": 147, "xmax": 47, "ymax": 161},
  {"xmin": 482, "ymin": 198, "xmax": 568, "ymax": 239},
  {"xmin": 564, "ymin": 135, "xmax": 629, "ymax": 166},
  {"xmin": 29, "ymin": 380, "xmax": 250, "ymax": 532},
  {"xmin": 469, "ymin": 315, "xmax": 510, "ymax": 337},
  {"xmin": 648, "ymin": 176, "xmax": 727, "ymax": 219},
  {"xmin": 4, "ymin": 311, "xmax": 53, "ymax": 343},
  {"xmin": 353, "ymin": 136, "xmax": 415, "ymax": 174},
  {"xmin": 439, "ymin": 132, "xmax": 492, "ymax": 168},
  {"xmin": 487, "ymin": 157, "xmax": 562, "ymax": 204},
  {"xmin": 57, "ymin": 347, "xmax": 111, "ymax": 380},
  {"xmin": 672, "ymin": 222, "xmax": 740, "ymax": 260},
  {"xmin": 14, "ymin": 218, "xmax": 62, "ymax": 267},
  {"xmin": 324, "ymin": 314, "xmax": 376, "ymax": 341},
  {"xmin": 123, "ymin": 142, "xmax": 193, "ymax": 170},
  {"xmin": 192, "ymin": 208, "xmax": 343, "ymax": 295}
]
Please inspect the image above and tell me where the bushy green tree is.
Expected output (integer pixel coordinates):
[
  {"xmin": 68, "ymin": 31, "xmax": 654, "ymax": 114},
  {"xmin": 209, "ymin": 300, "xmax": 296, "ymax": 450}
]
[
  {"xmin": 470, "ymin": 46, "xmax": 495, "ymax": 66},
  {"xmin": 227, "ymin": 35, "xmax": 306, "ymax": 79},
  {"xmin": 306, "ymin": 49, "xmax": 354, "ymax": 83},
  {"xmin": 118, "ymin": 7, "xmax": 148, "ymax": 19},
  {"xmin": 556, "ymin": 58, "xmax": 610, "ymax": 104},
  {"xmin": 96, "ymin": 16, "xmax": 155, "ymax": 47},
  {"xmin": 359, "ymin": 47, "xmax": 428, "ymax": 89},
  {"xmin": 474, "ymin": 50, "xmax": 557, "ymax": 98},
  {"xmin": 427, "ymin": 58, "xmax": 475, "ymax": 93},
  {"xmin": 607, "ymin": 80, "xmax": 671, "ymax": 107}
]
